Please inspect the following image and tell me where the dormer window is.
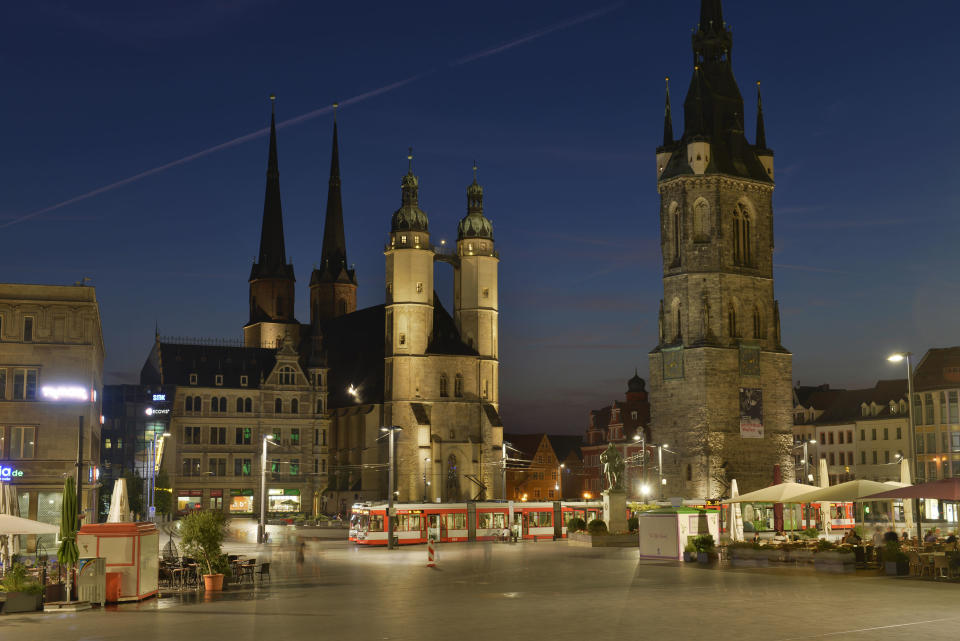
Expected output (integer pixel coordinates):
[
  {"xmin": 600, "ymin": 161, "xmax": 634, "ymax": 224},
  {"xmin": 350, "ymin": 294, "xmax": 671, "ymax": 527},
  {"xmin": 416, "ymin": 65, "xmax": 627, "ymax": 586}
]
[
  {"xmin": 189, "ymin": 373, "xmax": 198, "ymax": 385},
  {"xmin": 240, "ymin": 375, "xmax": 248, "ymax": 387},
  {"xmin": 278, "ymin": 367, "xmax": 295, "ymax": 385},
  {"xmin": 215, "ymin": 374, "xmax": 223, "ymax": 386}
]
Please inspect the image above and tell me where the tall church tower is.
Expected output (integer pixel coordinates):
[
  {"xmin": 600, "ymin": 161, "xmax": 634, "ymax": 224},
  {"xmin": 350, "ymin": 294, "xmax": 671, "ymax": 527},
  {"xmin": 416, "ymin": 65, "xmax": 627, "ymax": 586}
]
[
  {"xmin": 310, "ymin": 113, "xmax": 358, "ymax": 325},
  {"xmin": 648, "ymin": 0, "xmax": 793, "ymax": 498},
  {"xmin": 244, "ymin": 97, "xmax": 299, "ymax": 349},
  {"xmin": 454, "ymin": 166, "xmax": 498, "ymax": 361}
]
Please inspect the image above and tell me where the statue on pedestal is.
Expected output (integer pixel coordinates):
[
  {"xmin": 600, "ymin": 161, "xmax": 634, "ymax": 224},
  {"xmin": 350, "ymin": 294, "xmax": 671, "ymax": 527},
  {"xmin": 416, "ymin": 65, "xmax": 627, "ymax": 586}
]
[{"xmin": 600, "ymin": 442, "xmax": 625, "ymax": 492}]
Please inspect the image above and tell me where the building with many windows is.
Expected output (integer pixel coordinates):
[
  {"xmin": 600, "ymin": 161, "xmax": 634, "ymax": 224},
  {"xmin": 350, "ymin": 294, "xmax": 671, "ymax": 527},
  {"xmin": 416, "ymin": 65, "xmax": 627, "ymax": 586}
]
[
  {"xmin": 912, "ymin": 348, "xmax": 960, "ymax": 483},
  {"xmin": 0, "ymin": 283, "xmax": 103, "ymax": 549},
  {"xmin": 504, "ymin": 433, "xmax": 582, "ymax": 502}
]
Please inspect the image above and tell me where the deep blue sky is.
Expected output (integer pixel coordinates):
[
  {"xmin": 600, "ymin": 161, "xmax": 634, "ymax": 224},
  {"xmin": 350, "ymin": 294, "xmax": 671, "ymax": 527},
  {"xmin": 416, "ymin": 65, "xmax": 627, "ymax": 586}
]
[{"xmin": 2, "ymin": 1, "xmax": 958, "ymax": 434}]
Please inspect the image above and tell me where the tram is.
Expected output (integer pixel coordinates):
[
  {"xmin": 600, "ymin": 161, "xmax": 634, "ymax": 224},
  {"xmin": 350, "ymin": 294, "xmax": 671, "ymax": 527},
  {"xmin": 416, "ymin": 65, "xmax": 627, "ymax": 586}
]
[{"xmin": 352, "ymin": 500, "xmax": 605, "ymax": 546}]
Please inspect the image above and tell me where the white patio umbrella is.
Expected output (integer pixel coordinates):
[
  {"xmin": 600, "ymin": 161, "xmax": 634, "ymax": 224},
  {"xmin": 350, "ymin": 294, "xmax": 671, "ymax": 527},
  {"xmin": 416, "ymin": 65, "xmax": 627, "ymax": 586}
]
[
  {"xmin": 721, "ymin": 482, "xmax": 815, "ymax": 504},
  {"xmin": 818, "ymin": 459, "xmax": 830, "ymax": 535},
  {"xmin": 789, "ymin": 479, "xmax": 909, "ymax": 504},
  {"xmin": 0, "ymin": 485, "xmax": 21, "ymax": 570},
  {"xmin": 729, "ymin": 479, "xmax": 745, "ymax": 542},
  {"xmin": 0, "ymin": 514, "xmax": 60, "ymax": 536},
  {"xmin": 107, "ymin": 478, "xmax": 132, "ymax": 523}
]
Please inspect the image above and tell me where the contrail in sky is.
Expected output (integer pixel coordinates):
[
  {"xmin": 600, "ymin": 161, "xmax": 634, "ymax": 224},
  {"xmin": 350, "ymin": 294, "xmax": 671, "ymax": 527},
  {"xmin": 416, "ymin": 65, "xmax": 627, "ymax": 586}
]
[{"xmin": 0, "ymin": 4, "xmax": 622, "ymax": 230}]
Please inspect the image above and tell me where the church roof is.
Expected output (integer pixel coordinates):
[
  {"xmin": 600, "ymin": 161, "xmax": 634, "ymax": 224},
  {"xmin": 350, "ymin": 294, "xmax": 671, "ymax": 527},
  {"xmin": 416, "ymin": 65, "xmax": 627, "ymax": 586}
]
[
  {"xmin": 427, "ymin": 294, "xmax": 478, "ymax": 356},
  {"xmin": 320, "ymin": 304, "xmax": 386, "ymax": 409},
  {"xmin": 914, "ymin": 347, "xmax": 960, "ymax": 392},
  {"xmin": 658, "ymin": 0, "xmax": 772, "ymax": 184},
  {"xmin": 312, "ymin": 118, "xmax": 357, "ymax": 287}
]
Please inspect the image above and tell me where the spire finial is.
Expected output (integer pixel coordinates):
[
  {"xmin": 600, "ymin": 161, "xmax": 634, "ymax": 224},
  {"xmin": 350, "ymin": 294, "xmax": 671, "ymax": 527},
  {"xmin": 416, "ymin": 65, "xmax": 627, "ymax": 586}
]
[
  {"xmin": 755, "ymin": 81, "xmax": 768, "ymax": 149},
  {"xmin": 662, "ymin": 76, "xmax": 673, "ymax": 147},
  {"xmin": 407, "ymin": 146, "xmax": 414, "ymax": 173},
  {"xmin": 270, "ymin": 93, "xmax": 276, "ymax": 114},
  {"xmin": 472, "ymin": 160, "xmax": 478, "ymax": 183},
  {"xmin": 332, "ymin": 101, "xmax": 338, "ymax": 123}
]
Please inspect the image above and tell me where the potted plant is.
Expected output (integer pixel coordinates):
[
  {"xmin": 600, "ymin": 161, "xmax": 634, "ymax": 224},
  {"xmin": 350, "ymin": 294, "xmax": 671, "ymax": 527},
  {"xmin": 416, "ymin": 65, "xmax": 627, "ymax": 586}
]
[
  {"xmin": 813, "ymin": 539, "xmax": 854, "ymax": 573},
  {"xmin": 566, "ymin": 517, "xmax": 586, "ymax": 534},
  {"xmin": 883, "ymin": 540, "xmax": 909, "ymax": 576},
  {"xmin": 693, "ymin": 534, "xmax": 717, "ymax": 564},
  {"xmin": 1, "ymin": 563, "xmax": 43, "ymax": 613},
  {"xmin": 683, "ymin": 542, "xmax": 697, "ymax": 563},
  {"xmin": 179, "ymin": 510, "xmax": 228, "ymax": 591},
  {"xmin": 586, "ymin": 519, "xmax": 608, "ymax": 536}
]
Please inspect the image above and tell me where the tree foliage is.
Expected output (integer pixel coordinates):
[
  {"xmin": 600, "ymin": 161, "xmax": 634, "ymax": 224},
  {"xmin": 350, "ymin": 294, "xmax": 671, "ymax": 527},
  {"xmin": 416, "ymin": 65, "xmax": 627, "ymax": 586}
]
[{"xmin": 179, "ymin": 510, "xmax": 227, "ymax": 576}]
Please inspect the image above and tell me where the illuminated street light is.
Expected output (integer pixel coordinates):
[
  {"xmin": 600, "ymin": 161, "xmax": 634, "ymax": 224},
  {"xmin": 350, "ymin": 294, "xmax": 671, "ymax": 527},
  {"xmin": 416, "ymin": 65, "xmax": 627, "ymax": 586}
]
[
  {"xmin": 381, "ymin": 426, "xmax": 403, "ymax": 549},
  {"xmin": 258, "ymin": 433, "xmax": 277, "ymax": 544}
]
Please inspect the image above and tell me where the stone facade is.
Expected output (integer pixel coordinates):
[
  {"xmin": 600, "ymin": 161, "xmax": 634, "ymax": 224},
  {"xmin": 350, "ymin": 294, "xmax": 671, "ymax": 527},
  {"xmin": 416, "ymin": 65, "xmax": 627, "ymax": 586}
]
[
  {"xmin": 646, "ymin": 1, "xmax": 794, "ymax": 498},
  {"xmin": 0, "ymin": 283, "xmax": 104, "ymax": 546}
]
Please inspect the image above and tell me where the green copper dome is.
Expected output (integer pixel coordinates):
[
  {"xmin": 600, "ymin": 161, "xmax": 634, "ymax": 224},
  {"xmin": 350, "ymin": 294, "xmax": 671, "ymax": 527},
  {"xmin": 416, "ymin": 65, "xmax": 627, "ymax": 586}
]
[
  {"xmin": 391, "ymin": 170, "xmax": 429, "ymax": 233},
  {"xmin": 457, "ymin": 172, "xmax": 493, "ymax": 241}
]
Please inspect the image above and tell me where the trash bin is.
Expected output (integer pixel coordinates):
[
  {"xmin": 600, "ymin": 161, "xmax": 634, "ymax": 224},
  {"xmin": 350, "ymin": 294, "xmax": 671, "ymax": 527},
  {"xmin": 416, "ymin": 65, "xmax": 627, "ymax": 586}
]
[{"xmin": 105, "ymin": 572, "xmax": 122, "ymax": 603}]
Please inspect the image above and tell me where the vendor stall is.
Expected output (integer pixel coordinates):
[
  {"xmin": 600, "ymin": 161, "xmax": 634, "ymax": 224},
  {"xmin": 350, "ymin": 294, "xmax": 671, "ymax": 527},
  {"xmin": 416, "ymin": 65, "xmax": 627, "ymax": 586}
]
[
  {"xmin": 638, "ymin": 507, "xmax": 718, "ymax": 561},
  {"xmin": 77, "ymin": 522, "xmax": 158, "ymax": 602}
]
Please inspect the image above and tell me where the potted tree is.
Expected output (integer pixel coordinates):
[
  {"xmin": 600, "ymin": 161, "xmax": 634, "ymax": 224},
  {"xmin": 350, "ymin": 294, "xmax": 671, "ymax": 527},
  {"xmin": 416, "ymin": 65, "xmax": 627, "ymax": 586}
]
[
  {"xmin": 693, "ymin": 534, "xmax": 717, "ymax": 564},
  {"xmin": 179, "ymin": 510, "xmax": 229, "ymax": 591},
  {"xmin": 683, "ymin": 542, "xmax": 698, "ymax": 563},
  {"xmin": 883, "ymin": 540, "xmax": 909, "ymax": 576},
  {"xmin": 1, "ymin": 562, "xmax": 43, "ymax": 613}
]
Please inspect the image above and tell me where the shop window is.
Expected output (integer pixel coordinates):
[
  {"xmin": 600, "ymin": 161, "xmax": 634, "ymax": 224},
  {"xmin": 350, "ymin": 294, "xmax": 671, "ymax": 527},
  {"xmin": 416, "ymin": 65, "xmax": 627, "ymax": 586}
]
[{"xmin": 9, "ymin": 426, "xmax": 35, "ymax": 459}]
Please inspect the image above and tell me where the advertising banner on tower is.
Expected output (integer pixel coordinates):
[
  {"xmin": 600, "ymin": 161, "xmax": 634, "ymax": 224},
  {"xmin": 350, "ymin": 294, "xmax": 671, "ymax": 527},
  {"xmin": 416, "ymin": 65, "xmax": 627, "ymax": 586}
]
[{"xmin": 739, "ymin": 388, "xmax": 764, "ymax": 438}]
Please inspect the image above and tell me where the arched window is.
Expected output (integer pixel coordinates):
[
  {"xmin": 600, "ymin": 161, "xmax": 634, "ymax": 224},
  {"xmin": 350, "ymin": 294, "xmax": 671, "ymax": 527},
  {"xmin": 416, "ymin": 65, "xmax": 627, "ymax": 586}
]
[
  {"xmin": 454, "ymin": 374, "xmax": 464, "ymax": 398},
  {"xmin": 186, "ymin": 396, "xmax": 193, "ymax": 412},
  {"xmin": 245, "ymin": 398, "xmax": 252, "ymax": 413},
  {"xmin": 685, "ymin": 464, "xmax": 692, "ymax": 482},
  {"xmin": 210, "ymin": 398, "xmax": 218, "ymax": 413},
  {"xmin": 219, "ymin": 397, "xmax": 227, "ymax": 412},
  {"xmin": 694, "ymin": 198, "xmax": 710, "ymax": 239},
  {"xmin": 439, "ymin": 374, "xmax": 449, "ymax": 398},
  {"xmin": 275, "ymin": 398, "xmax": 283, "ymax": 414},
  {"xmin": 446, "ymin": 454, "xmax": 460, "ymax": 501},
  {"xmin": 728, "ymin": 304, "xmax": 738, "ymax": 338},
  {"xmin": 752, "ymin": 307, "xmax": 764, "ymax": 339},
  {"xmin": 278, "ymin": 366, "xmax": 295, "ymax": 385},
  {"xmin": 236, "ymin": 397, "xmax": 244, "ymax": 413},
  {"xmin": 672, "ymin": 207, "xmax": 681, "ymax": 262},
  {"xmin": 734, "ymin": 202, "xmax": 752, "ymax": 266},
  {"xmin": 291, "ymin": 398, "xmax": 299, "ymax": 414},
  {"xmin": 316, "ymin": 399, "xmax": 323, "ymax": 414},
  {"xmin": 733, "ymin": 209, "xmax": 741, "ymax": 264}
]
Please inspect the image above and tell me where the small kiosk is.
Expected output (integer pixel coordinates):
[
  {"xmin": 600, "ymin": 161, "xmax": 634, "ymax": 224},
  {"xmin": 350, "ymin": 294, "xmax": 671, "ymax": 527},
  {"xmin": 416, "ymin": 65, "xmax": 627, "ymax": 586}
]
[
  {"xmin": 77, "ymin": 522, "xmax": 159, "ymax": 602},
  {"xmin": 637, "ymin": 507, "xmax": 719, "ymax": 561}
]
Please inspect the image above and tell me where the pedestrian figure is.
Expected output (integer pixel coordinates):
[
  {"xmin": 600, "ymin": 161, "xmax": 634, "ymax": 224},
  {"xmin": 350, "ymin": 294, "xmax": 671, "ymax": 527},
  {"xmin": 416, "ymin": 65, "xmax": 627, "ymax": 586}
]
[{"xmin": 296, "ymin": 539, "xmax": 305, "ymax": 573}]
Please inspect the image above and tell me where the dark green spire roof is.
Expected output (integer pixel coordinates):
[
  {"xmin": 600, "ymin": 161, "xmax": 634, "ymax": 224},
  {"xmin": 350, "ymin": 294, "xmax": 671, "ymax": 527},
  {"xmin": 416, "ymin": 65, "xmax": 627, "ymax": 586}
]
[
  {"xmin": 458, "ymin": 163, "xmax": 493, "ymax": 241},
  {"xmin": 391, "ymin": 149, "xmax": 429, "ymax": 233},
  {"xmin": 251, "ymin": 97, "xmax": 294, "ymax": 281},
  {"xmin": 313, "ymin": 114, "xmax": 357, "ymax": 286}
]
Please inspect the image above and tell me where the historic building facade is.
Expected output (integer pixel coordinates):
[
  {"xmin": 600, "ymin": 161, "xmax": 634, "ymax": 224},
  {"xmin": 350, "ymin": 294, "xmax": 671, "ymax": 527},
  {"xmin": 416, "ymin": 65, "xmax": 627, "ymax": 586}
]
[
  {"xmin": 647, "ymin": 0, "xmax": 794, "ymax": 498},
  {"xmin": 0, "ymin": 283, "xmax": 104, "ymax": 548},
  {"xmin": 582, "ymin": 373, "xmax": 650, "ymax": 498},
  {"xmin": 143, "ymin": 102, "xmax": 503, "ymax": 515}
]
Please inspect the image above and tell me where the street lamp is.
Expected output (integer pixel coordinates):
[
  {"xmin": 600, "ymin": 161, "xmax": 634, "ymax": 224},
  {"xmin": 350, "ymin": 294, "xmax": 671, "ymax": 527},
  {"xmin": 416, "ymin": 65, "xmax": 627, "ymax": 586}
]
[
  {"xmin": 555, "ymin": 463, "xmax": 565, "ymax": 497},
  {"xmin": 381, "ymin": 426, "xmax": 403, "ymax": 549},
  {"xmin": 423, "ymin": 457, "xmax": 431, "ymax": 502},
  {"xmin": 888, "ymin": 351, "xmax": 922, "ymax": 540},
  {"xmin": 258, "ymin": 433, "xmax": 277, "ymax": 544},
  {"xmin": 147, "ymin": 431, "xmax": 170, "ymax": 521},
  {"xmin": 657, "ymin": 444, "xmax": 669, "ymax": 501}
]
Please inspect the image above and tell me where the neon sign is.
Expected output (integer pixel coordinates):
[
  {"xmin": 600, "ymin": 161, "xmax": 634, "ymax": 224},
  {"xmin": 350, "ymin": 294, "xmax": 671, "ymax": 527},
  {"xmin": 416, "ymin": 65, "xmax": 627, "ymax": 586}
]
[
  {"xmin": 0, "ymin": 465, "xmax": 24, "ymax": 481},
  {"xmin": 145, "ymin": 407, "xmax": 170, "ymax": 416},
  {"xmin": 153, "ymin": 394, "xmax": 166, "ymax": 402},
  {"xmin": 41, "ymin": 385, "xmax": 94, "ymax": 402}
]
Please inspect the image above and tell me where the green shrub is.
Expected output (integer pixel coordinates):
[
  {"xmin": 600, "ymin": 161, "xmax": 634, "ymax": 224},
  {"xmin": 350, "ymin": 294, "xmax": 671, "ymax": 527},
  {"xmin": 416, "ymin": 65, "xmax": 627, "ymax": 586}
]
[
  {"xmin": 0, "ymin": 563, "xmax": 42, "ymax": 595},
  {"xmin": 800, "ymin": 528, "xmax": 820, "ymax": 539},
  {"xmin": 692, "ymin": 534, "xmax": 715, "ymax": 553},
  {"xmin": 566, "ymin": 517, "xmax": 587, "ymax": 533},
  {"xmin": 627, "ymin": 516, "xmax": 639, "ymax": 532},
  {"xmin": 815, "ymin": 539, "xmax": 837, "ymax": 551},
  {"xmin": 884, "ymin": 539, "xmax": 907, "ymax": 564},
  {"xmin": 587, "ymin": 519, "xmax": 608, "ymax": 536},
  {"xmin": 683, "ymin": 542, "xmax": 697, "ymax": 555}
]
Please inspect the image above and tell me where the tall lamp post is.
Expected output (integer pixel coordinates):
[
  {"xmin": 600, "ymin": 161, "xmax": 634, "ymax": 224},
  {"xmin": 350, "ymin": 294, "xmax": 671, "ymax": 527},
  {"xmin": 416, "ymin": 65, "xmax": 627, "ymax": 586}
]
[
  {"xmin": 887, "ymin": 352, "xmax": 921, "ymax": 540},
  {"xmin": 422, "ymin": 457, "xmax": 431, "ymax": 502},
  {"xmin": 258, "ymin": 433, "xmax": 276, "ymax": 544},
  {"xmin": 148, "ymin": 431, "xmax": 170, "ymax": 521},
  {"xmin": 381, "ymin": 426, "xmax": 403, "ymax": 549},
  {"xmin": 555, "ymin": 463, "xmax": 565, "ymax": 499}
]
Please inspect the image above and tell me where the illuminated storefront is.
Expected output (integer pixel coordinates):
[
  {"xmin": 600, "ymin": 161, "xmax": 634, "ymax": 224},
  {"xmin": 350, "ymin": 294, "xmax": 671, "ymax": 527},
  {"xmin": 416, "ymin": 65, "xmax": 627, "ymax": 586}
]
[
  {"xmin": 229, "ymin": 489, "xmax": 255, "ymax": 514},
  {"xmin": 176, "ymin": 490, "xmax": 202, "ymax": 512},
  {"xmin": 267, "ymin": 488, "xmax": 301, "ymax": 513}
]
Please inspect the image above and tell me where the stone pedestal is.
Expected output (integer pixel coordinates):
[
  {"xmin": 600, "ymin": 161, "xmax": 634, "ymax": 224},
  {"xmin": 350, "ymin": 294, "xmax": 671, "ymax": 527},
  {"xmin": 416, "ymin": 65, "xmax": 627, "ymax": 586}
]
[{"xmin": 602, "ymin": 489, "xmax": 627, "ymax": 534}]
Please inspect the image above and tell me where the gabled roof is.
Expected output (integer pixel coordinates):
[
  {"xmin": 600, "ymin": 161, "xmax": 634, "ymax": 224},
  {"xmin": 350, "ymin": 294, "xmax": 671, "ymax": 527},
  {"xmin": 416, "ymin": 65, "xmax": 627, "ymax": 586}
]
[
  {"xmin": 814, "ymin": 380, "xmax": 908, "ymax": 424},
  {"xmin": 503, "ymin": 433, "xmax": 548, "ymax": 469},
  {"xmin": 914, "ymin": 347, "xmax": 960, "ymax": 392},
  {"xmin": 547, "ymin": 435, "xmax": 583, "ymax": 464}
]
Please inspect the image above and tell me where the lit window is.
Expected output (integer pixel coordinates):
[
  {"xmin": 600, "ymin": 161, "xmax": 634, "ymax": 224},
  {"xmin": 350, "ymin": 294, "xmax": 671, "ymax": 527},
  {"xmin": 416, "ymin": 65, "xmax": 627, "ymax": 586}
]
[
  {"xmin": 416, "ymin": 282, "xmax": 423, "ymax": 294},
  {"xmin": 10, "ymin": 426, "xmax": 35, "ymax": 459},
  {"xmin": 401, "ymin": 235, "xmax": 407, "ymax": 244}
]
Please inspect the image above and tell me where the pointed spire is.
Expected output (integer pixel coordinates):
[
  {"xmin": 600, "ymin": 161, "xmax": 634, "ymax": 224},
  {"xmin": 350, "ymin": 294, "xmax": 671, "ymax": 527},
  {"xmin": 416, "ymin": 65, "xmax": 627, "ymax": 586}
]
[
  {"xmin": 401, "ymin": 146, "xmax": 419, "ymax": 207},
  {"xmin": 252, "ymin": 94, "xmax": 292, "ymax": 279},
  {"xmin": 459, "ymin": 161, "xmax": 492, "ymax": 241},
  {"xmin": 317, "ymin": 105, "xmax": 354, "ymax": 284},
  {"xmin": 699, "ymin": 0, "xmax": 724, "ymax": 31},
  {"xmin": 392, "ymin": 147, "xmax": 429, "ymax": 233},
  {"xmin": 663, "ymin": 76, "xmax": 674, "ymax": 147},
  {"xmin": 755, "ymin": 81, "xmax": 768, "ymax": 149}
]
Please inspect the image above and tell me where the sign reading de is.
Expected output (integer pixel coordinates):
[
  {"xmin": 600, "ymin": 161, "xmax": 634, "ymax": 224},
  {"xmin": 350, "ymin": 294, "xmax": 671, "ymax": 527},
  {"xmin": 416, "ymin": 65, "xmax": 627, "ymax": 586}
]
[{"xmin": 0, "ymin": 465, "xmax": 25, "ymax": 481}]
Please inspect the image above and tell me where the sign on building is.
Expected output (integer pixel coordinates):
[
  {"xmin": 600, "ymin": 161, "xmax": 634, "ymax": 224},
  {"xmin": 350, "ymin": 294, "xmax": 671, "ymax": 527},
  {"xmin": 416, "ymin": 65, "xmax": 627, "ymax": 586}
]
[{"xmin": 739, "ymin": 388, "xmax": 763, "ymax": 439}]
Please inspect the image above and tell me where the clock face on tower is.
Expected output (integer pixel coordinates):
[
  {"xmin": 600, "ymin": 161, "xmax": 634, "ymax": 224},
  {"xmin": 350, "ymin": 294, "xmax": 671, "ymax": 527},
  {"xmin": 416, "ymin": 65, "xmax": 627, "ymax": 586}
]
[
  {"xmin": 740, "ymin": 345, "xmax": 761, "ymax": 376},
  {"xmin": 663, "ymin": 347, "xmax": 684, "ymax": 380}
]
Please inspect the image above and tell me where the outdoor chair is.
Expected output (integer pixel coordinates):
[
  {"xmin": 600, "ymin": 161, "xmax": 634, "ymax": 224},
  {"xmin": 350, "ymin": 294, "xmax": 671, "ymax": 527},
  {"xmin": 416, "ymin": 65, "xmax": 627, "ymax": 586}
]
[
  {"xmin": 933, "ymin": 555, "xmax": 950, "ymax": 580},
  {"xmin": 240, "ymin": 561, "xmax": 256, "ymax": 584},
  {"xmin": 256, "ymin": 562, "xmax": 270, "ymax": 583},
  {"xmin": 907, "ymin": 552, "xmax": 923, "ymax": 577}
]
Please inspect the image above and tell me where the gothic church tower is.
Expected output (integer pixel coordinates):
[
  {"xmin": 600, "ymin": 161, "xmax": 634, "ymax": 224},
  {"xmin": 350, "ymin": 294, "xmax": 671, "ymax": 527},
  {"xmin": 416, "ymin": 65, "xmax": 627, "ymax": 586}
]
[
  {"xmin": 244, "ymin": 98, "xmax": 300, "ymax": 349},
  {"xmin": 648, "ymin": 0, "xmax": 793, "ymax": 498}
]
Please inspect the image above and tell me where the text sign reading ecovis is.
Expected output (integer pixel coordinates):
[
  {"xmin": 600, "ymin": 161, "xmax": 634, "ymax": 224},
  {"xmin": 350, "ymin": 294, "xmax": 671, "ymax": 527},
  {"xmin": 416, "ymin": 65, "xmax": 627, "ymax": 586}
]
[{"xmin": 0, "ymin": 465, "xmax": 24, "ymax": 481}]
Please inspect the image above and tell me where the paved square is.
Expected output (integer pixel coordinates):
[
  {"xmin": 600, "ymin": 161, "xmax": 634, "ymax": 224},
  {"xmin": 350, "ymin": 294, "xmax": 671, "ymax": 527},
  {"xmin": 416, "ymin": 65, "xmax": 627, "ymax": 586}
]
[{"xmin": 3, "ymin": 540, "xmax": 960, "ymax": 640}]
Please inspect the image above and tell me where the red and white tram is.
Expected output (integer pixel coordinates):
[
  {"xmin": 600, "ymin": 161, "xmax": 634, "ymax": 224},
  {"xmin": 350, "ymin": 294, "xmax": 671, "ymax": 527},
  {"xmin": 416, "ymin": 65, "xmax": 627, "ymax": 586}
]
[{"xmin": 353, "ymin": 500, "xmax": 605, "ymax": 546}]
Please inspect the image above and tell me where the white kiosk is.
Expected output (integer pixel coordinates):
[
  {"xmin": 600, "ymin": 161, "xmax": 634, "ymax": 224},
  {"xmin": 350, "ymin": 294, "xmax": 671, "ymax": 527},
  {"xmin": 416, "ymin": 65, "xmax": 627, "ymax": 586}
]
[{"xmin": 637, "ymin": 507, "xmax": 719, "ymax": 561}]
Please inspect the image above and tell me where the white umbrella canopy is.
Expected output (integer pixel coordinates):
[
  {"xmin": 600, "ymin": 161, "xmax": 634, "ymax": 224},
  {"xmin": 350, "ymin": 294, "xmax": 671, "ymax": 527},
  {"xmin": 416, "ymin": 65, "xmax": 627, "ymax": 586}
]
[
  {"xmin": 729, "ymin": 479, "xmax": 745, "ymax": 542},
  {"xmin": 0, "ymin": 513, "xmax": 60, "ymax": 536},
  {"xmin": 107, "ymin": 478, "xmax": 132, "ymax": 523},
  {"xmin": 0, "ymin": 484, "xmax": 21, "ymax": 569},
  {"xmin": 901, "ymin": 458, "xmax": 915, "ymax": 530},
  {"xmin": 788, "ymin": 479, "xmax": 909, "ymax": 504},
  {"xmin": 721, "ymin": 482, "xmax": 815, "ymax": 504},
  {"xmin": 818, "ymin": 459, "xmax": 830, "ymax": 534}
]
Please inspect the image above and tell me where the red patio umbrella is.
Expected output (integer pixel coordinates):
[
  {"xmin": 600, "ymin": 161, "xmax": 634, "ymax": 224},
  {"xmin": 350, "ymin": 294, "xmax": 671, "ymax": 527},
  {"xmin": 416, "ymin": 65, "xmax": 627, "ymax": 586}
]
[{"xmin": 865, "ymin": 478, "xmax": 960, "ymax": 501}]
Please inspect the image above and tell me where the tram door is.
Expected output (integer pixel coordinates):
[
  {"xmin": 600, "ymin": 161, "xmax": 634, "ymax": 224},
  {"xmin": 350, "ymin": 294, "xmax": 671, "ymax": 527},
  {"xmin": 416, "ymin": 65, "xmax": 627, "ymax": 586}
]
[
  {"xmin": 428, "ymin": 514, "xmax": 441, "ymax": 541},
  {"xmin": 521, "ymin": 512, "xmax": 529, "ymax": 538}
]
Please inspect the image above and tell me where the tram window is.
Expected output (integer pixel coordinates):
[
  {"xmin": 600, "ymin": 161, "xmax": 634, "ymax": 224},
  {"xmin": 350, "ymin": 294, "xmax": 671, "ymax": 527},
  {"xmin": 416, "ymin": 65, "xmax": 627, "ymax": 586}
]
[
  {"xmin": 398, "ymin": 514, "xmax": 421, "ymax": 531},
  {"xmin": 369, "ymin": 515, "xmax": 384, "ymax": 532},
  {"xmin": 478, "ymin": 513, "xmax": 492, "ymax": 529},
  {"xmin": 446, "ymin": 513, "xmax": 467, "ymax": 530},
  {"xmin": 493, "ymin": 513, "xmax": 505, "ymax": 528},
  {"xmin": 529, "ymin": 511, "xmax": 552, "ymax": 527}
]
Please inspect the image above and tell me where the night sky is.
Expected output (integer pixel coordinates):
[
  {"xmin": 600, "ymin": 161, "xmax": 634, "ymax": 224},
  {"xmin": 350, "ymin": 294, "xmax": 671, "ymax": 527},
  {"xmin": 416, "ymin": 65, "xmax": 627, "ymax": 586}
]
[{"xmin": 2, "ymin": 1, "xmax": 959, "ymax": 435}]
